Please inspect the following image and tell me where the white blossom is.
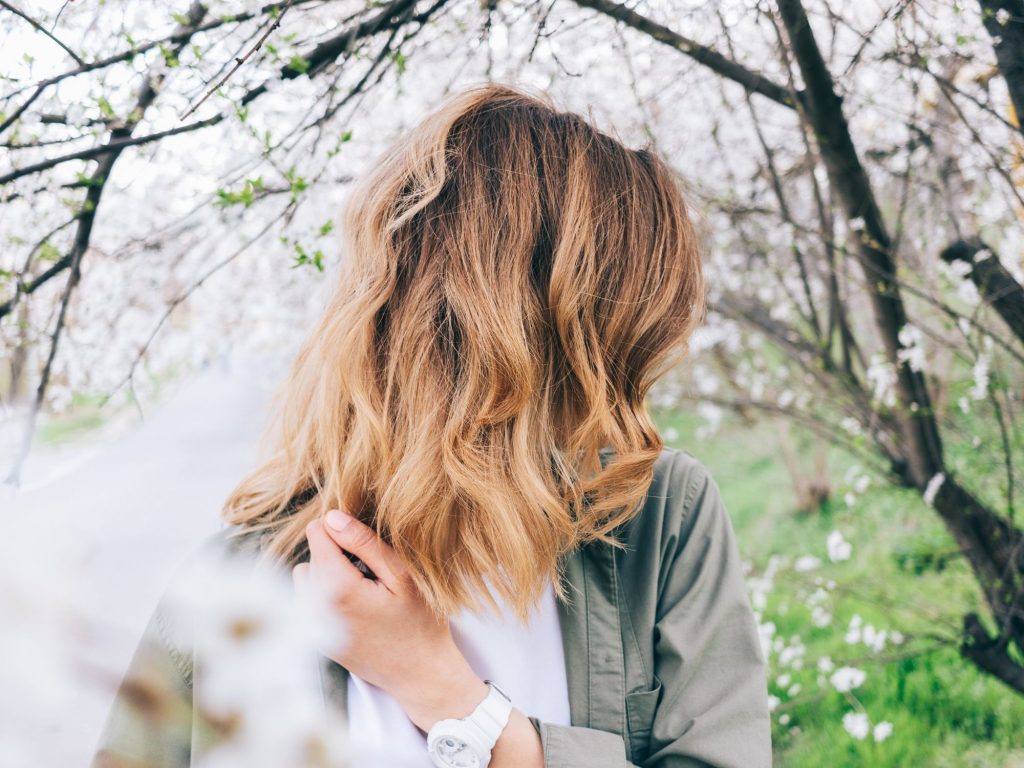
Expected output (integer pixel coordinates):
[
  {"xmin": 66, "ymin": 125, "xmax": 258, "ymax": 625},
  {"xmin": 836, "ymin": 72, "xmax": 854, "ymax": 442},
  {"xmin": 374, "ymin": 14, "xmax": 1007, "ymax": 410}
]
[
  {"xmin": 794, "ymin": 555, "xmax": 821, "ymax": 573},
  {"xmin": 843, "ymin": 712, "xmax": 870, "ymax": 740},
  {"xmin": 862, "ymin": 624, "xmax": 887, "ymax": 653},
  {"xmin": 827, "ymin": 530, "xmax": 852, "ymax": 562},
  {"xmin": 923, "ymin": 472, "xmax": 945, "ymax": 507},
  {"xmin": 840, "ymin": 417, "xmax": 863, "ymax": 436},
  {"xmin": 866, "ymin": 354, "xmax": 898, "ymax": 408},
  {"xmin": 160, "ymin": 550, "xmax": 350, "ymax": 765},
  {"xmin": 897, "ymin": 324, "xmax": 926, "ymax": 372},
  {"xmin": 970, "ymin": 355, "xmax": 990, "ymax": 400},
  {"xmin": 845, "ymin": 614, "xmax": 863, "ymax": 644},
  {"xmin": 811, "ymin": 605, "xmax": 832, "ymax": 628},
  {"xmin": 830, "ymin": 666, "xmax": 866, "ymax": 693},
  {"xmin": 873, "ymin": 721, "xmax": 894, "ymax": 742}
]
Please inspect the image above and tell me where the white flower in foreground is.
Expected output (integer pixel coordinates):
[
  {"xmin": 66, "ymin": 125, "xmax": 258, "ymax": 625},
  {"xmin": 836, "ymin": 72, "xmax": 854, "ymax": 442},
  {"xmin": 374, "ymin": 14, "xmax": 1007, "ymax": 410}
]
[
  {"xmin": 830, "ymin": 666, "xmax": 866, "ymax": 693},
  {"xmin": 827, "ymin": 531, "xmax": 852, "ymax": 562},
  {"xmin": 873, "ymin": 721, "xmax": 893, "ymax": 742},
  {"xmin": 843, "ymin": 712, "xmax": 870, "ymax": 740},
  {"xmin": 162, "ymin": 549, "xmax": 350, "ymax": 766}
]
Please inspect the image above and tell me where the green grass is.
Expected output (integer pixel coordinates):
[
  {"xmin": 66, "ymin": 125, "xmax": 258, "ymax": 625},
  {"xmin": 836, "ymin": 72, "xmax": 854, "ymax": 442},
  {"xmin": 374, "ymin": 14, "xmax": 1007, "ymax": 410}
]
[{"xmin": 653, "ymin": 406, "xmax": 1024, "ymax": 767}]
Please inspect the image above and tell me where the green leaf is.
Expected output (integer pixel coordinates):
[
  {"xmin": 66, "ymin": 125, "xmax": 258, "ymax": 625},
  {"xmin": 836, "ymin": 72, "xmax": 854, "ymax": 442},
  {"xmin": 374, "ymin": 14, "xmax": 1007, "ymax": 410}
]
[
  {"xmin": 38, "ymin": 242, "xmax": 61, "ymax": 262},
  {"xmin": 159, "ymin": 42, "xmax": 180, "ymax": 67},
  {"xmin": 287, "ymin": 54, "xmax": 310, "ymax": 74},
  {"xmin": 284, "ymin": 166, "xmax": 308, "ymax": 201},
  {"xmin": 328, "ymin": 129, "xmax": 353, "ymax": 158},
  {"xmin": 96, "ymin": 96, "xmax": 116, "ymax": 120},
  {"xmin": 291, "ymin": 242, "xmax": 325, "ymax": 271},
  {"xmin": 318, "ymin": 219, "xmax": 334, "ymax": 236},
  {"xmin": 391, "ymin": 50, "xmax": 407, "ymax": 75},
  {"xmin": 213, "ymin": 177, "xmax": 265, "ymax": 209}
]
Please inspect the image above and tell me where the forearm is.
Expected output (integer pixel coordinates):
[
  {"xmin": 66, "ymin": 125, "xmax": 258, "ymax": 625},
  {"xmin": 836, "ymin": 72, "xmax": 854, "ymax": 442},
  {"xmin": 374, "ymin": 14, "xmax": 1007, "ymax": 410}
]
[{"xmin": 491, "ymin": 708, "xmax": 544, "ymax": 767}]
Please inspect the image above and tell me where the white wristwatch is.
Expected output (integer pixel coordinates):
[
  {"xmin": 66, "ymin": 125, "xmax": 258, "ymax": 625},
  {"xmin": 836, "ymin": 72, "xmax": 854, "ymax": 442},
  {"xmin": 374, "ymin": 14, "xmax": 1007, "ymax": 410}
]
[{"xmin": 426, "ymin": 680, "xmax": 513, "ymax": 768}]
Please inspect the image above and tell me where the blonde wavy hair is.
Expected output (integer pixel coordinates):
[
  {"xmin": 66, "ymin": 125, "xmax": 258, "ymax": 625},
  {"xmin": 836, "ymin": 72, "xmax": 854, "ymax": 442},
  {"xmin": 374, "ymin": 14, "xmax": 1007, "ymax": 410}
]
[{"xmin": 223, "ymin": 82, "xmax": 706, "ymax": 619}]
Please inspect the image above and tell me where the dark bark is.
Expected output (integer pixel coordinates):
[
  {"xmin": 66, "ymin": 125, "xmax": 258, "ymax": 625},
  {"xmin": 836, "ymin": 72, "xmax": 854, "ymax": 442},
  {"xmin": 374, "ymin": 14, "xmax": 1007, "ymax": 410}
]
[
  {"xmin": 775, "ymin": 0, "xmax": 1024, "ymax": 691},
  {"xmin": 962, "ymin": 614, "xmax": 1024, "ymax": 695},
  {"xmin": 941, "ymin": 238, "xmax": 1024, "ymax": 346},
  {"xmin": 776, "ymin": 0, "xmax": 944, "ymax": 490}
]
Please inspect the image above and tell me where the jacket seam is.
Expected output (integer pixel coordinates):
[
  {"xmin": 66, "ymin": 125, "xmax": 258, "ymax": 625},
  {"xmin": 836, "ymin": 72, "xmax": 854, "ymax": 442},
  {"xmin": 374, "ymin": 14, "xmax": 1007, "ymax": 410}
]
[
  {"xmin": 153, "ymin": 604, "xmax": 195, "ymax": 692},
  {"xmin": 618, "ymin": 556, "xmax": 650, "ymax": 689},
  {"xmin": 581, "ymin": 550, "xmax": 593, "ymax": 727}
]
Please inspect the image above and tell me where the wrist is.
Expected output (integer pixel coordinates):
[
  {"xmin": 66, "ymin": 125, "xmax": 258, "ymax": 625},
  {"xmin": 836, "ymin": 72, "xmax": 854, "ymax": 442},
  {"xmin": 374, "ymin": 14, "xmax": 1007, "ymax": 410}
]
[{"xmin": 393, "ymin": 652, "xmax": 489, "ymax": 732}]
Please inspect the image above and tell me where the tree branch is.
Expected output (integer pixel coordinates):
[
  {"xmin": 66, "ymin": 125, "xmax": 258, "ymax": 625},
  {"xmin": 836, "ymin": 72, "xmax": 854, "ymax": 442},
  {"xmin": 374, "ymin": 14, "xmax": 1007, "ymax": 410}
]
[
  {"xmin": 569, "ymin": 0, "xmax": 801, "ymax": 109},
  {"xmin": 941, "ymin": 238, "xmax": 1024, "ymax": 347}
]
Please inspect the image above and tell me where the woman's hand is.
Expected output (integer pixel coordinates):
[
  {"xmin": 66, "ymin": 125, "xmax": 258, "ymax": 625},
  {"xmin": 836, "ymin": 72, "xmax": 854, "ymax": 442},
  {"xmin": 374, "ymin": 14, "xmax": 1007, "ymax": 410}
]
[{"xmin": 293, "ymin": 509, "xmax": 487, "ymax": 732}]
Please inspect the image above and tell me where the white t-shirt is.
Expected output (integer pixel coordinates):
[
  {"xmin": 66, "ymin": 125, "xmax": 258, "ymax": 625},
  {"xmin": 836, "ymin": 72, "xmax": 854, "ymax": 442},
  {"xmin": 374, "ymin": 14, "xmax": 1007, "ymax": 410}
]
[{"xmin": 345, "ymin": 578, "xmax": 572, "ymax": 766}]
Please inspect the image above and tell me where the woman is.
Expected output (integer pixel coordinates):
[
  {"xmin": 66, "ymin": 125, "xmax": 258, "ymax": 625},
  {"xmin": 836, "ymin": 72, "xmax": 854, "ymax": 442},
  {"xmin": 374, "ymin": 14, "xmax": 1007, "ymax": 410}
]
[{"xmin": 93, "ymin": 82, "xmax": 771, "ymax": 767}]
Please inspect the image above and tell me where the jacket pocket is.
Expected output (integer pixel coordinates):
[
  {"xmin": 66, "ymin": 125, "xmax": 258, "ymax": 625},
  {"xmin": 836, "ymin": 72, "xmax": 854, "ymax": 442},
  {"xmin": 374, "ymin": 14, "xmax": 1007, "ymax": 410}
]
[{"xmin": 625, "ymin": 675, "xmax": 663, "ymax": 764}]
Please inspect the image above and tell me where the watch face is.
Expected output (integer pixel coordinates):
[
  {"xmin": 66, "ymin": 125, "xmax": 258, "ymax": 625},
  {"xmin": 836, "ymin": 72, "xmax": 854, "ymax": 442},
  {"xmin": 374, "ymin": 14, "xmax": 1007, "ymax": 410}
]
[{"xmin": 431, "ymin": 735, "xmax": 480, "ymax": 768}]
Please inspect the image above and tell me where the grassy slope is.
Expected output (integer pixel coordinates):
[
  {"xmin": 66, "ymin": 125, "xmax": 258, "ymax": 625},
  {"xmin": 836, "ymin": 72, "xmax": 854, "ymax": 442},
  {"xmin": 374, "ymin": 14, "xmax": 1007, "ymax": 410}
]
[{"xmin": 652, "ymin": 406, "xmax": 1024, "ymax": 768}]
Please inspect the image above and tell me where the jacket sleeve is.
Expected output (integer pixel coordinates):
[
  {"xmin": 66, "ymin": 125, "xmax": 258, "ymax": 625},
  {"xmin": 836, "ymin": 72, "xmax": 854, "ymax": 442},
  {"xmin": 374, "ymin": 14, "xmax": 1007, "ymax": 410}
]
[
  {"xmin": 90, "ymin": 591, "xmax": 195, "ymax": 767},
  {"xmin": 529, "ymin": 459, "xmax": 772, "ymax": 767}
]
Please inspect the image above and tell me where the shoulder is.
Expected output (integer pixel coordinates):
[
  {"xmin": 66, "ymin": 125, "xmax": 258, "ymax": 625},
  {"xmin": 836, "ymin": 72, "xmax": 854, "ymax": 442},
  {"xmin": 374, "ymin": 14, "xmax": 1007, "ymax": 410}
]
[
  {"xmin": 622, "ymin": 446, "xmax": 729, "ymax": 542},
  {"xmin": 613, "ymin": 446, "xmax": 737, "ymax": 585}
]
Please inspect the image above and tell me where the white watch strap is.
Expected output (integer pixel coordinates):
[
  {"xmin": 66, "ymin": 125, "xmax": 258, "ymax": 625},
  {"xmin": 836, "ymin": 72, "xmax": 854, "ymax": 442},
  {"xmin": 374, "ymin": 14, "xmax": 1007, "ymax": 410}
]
[
  {"xmin": 425, "ymin": 681, "xmax": 513, "ymax": 768},
  {"xmin": 469, "ymin": 681, "xmax": 513, "ymax": 748}
]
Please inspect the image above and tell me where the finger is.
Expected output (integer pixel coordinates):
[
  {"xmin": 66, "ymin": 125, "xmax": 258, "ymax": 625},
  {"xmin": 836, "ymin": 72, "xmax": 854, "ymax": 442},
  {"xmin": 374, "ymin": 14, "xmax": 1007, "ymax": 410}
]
[
  {"xmin": 305, "ymin": 518, "xmax": 368, "ymax": 600},
  {"xmin": 322, "ymin": 509, "xmax": 407, "ymax": 593}
]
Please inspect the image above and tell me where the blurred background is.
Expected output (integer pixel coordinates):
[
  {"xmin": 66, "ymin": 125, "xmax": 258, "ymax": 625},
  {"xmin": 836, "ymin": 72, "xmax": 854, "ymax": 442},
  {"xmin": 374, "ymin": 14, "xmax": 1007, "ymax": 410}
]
[{"xmin": 3, "ymin": 0, "xmax": 1024, "ymax": 766}]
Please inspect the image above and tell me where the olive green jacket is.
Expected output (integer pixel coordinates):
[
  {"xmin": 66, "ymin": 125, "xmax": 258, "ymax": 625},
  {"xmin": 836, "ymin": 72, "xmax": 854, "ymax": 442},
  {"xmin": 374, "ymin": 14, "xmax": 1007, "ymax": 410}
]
[{"xmin": 92, "ymin": 447, "xmax": 771, "ymax": 767}]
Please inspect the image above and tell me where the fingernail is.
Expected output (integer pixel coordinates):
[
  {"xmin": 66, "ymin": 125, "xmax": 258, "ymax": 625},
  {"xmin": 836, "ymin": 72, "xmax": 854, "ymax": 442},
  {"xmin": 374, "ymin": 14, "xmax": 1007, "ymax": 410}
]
[{"xmin": 325, "ymin": 509, "xmax": 354, "ymax": 533}]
